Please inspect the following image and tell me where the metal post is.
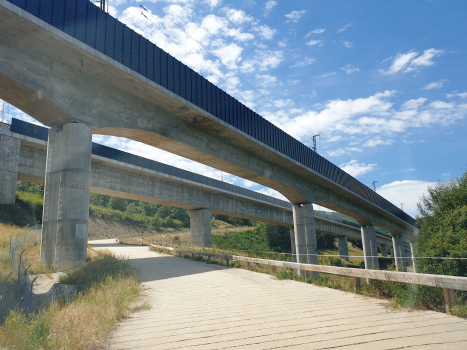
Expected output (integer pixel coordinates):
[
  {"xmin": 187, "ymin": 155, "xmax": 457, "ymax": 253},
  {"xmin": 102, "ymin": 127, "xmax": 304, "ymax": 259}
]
[{"xmin": 17, "ymin": 249, "xmax": 26, "ymax": 281}]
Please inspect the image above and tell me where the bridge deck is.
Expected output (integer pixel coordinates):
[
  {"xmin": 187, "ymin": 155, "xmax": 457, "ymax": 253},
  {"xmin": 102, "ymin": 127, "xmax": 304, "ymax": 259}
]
[{"xmin": 90, "ymin": 240, "xmax": 467, "ymax": 349}]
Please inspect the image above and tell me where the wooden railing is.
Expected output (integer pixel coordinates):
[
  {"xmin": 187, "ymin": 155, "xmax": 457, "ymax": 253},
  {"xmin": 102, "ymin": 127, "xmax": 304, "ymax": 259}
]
[{"xmin": 151, "ymin": 244, "xmax": 467, "ymax": 313}]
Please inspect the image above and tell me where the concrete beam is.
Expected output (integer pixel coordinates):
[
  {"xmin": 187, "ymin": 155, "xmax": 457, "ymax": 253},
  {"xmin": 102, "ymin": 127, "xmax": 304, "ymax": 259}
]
[
  {"xmin": 41, "ymin": 122, "xmax": 92, "ymax": 270},
  {"xmin": 0, "ymin": 2, "xmax": 417, "ymax": 240},
  {"xmin": 190, "ymin": 209, "xmax": 211, "ymax": 247},
  {"xmin": 0, "ymin": 132, "xmax": 19, "ymax": 204}
]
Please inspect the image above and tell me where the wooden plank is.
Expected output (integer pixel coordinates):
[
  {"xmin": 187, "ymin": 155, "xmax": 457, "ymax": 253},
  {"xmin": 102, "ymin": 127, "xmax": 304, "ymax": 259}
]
[{"xmin": 150, "ymin": 244, "xmax": 467, "ymax": 291}]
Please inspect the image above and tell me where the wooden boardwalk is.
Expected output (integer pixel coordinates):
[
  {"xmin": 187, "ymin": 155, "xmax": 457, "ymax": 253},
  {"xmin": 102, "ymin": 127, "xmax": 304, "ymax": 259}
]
[{"xmin": 89, "ymin": 240, "xmax": 467, "ymax": 349}]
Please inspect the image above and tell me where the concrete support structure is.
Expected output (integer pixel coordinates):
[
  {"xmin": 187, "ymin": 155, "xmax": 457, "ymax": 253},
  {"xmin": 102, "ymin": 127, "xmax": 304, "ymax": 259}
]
[
  {"xmin": 380, "ymin": 244, "xmax": 388, "ymax": 257},
  {"xmin": 290, "ymin": 227, "xmax": 296, "ymax": 263},
  {"xmin": 190, "ymin": 209, "xmax": 211, "ymax": 247},
  {"xmin": 410, "ymin": 242, "xmax": 419, "ymax": 273},
  {"xmin": 293, "ymin": 203, "xmax": 319, "ymax": 279},
  {"xmin": 0, "ymin": 133, "xmax": 20, "ymax": 204},
  {"xmin": 337, "ymin": 236, "xmax": 350, "ymax": 262},
  {"xmin": 392, "ymin": 235, "xmax": 406, "ymax": 272},
  {"xmin": 41, "ymin": 123, "xmax": 92, "ymax": 270},
  {"xmin": 361, "ymin": 225, "xmax": 379, "ymax": 269}
]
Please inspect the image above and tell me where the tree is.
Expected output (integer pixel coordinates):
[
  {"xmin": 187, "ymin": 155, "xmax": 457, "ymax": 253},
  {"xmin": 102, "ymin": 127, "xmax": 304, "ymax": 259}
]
[
  {"xmin": 256, "ymin": 223, "xmax": 291, "ymax": 252},
  {"xmin": 107, "ymin": 197, "xmax": 128, "ymax": 212},
  {"xmin": 416, "ymin": 170, "xmax": 467, "ymax": 277}
]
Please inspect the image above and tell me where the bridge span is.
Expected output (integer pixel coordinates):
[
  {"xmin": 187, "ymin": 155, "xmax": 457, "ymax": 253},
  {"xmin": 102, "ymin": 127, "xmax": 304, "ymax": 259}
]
[
  {"xmin": 1, "ymin": 119, "xmax": 411, "ymax": 265},
  {"xmin": 0, "ymin": 0, "xmax": 416, "ymax": 271}
]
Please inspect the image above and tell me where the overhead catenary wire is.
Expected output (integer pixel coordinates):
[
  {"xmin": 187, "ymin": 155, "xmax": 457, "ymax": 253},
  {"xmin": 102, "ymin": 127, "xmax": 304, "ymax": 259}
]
[{"xmin": 128, "ymin": 2, "xmax": 417, "ymax": 216}]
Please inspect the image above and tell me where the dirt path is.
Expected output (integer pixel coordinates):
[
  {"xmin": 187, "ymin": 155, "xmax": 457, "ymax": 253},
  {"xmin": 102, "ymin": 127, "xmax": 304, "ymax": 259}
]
[{"xmin": 89, "ymin": 239, "xmax": 467, "ymax": 349}]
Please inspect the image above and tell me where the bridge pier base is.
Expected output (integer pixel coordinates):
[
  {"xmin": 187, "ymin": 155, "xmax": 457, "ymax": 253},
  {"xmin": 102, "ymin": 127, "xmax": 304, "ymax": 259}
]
[
  {"xmin": 392, "ymin": 235, "xmax": 407, "ymax": 272},
  {"xmin": 41, "ymin": 122, "xmax": 92, "ymax": 271},
  {"xmin": 290, "ymin": 227, "xmax": 296, "ymax": 263},
  {"xmin": 293, "ymin": 203, "xmax": 319, "ymax": 279},
  {"xmin": 361, "ymin": 225, "xmax": 379, "ymax": 269},
  {"xmin": 337, "ymin": 236, "xmax": 349, "ymax": 262},
  {"xmin": 190, "ymin": 208, "xmax": 211, "ymax": 247},
  {"xmin": 0, "ymin": 133, "xmax": 20, "ymax": 205}
]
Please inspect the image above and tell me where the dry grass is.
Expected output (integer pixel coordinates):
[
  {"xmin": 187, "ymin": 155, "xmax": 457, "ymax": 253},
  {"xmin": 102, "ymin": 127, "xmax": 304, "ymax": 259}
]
[{"xmin": 0, "ymin": 252, "xmax": 145, "ymax": 350}]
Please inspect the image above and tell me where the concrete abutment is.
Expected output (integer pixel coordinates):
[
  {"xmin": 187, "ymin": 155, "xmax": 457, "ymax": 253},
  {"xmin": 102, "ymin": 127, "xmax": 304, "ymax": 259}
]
[
  {"xmin": 41, "ymin": 122, "xmax": 92, "ymax": 270},
  {"xmin": 293, "ymin": 203, "xmax": 319, "ymax": 279},
  {"xmin": 361, "ymin": 225, "xmax": 379, "ymax": 269}
]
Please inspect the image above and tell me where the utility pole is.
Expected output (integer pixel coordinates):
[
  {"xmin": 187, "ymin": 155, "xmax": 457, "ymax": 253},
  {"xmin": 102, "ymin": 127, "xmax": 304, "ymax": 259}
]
[
  {"xmin": 306, "ymin": 135, "xmax": 320, "ymax": 152},
  {"xmin": 372, "ymin": 181, "xmax": 378, "ymax": 191}
]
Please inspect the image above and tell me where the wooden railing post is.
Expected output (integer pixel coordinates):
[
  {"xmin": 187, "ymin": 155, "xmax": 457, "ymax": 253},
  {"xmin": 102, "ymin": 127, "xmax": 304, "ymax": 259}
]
[{"xmin": 444, "ymin": 289, "xmax": 456, "ymax": 313}]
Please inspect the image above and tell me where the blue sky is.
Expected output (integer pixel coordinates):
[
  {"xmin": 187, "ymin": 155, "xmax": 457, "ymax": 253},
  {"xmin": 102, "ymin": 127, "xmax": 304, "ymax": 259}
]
[{"xmin": 3, "ymin": 0, "xmax": 467, "ymax": 217}]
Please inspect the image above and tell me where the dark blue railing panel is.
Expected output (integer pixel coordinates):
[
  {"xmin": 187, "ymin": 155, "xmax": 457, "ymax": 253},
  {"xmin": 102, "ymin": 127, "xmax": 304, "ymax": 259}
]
[{"xmin": 6, "ymin": 0, "xmax": 415, "ymax": 225}]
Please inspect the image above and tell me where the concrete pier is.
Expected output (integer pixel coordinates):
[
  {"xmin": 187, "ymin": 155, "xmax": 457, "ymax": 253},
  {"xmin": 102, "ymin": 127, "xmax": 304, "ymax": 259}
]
[
  {"xmin": 380, "ymin": 244, "xmax": 388, "ymax": 257},
  {"xmin": 392, "ymin": 235, "xmax": 406, "ymax": 272},
  {"xmin": 361, "ymin": 225, "xmax": 379, "ymax": 269},
  {"xmin": 293, "ymin": 203, "xmax": 319, "ymax": 278},
  {"xmin": 190, "ymin": 209, "xmax": 211, "ymax": 247},
  {"xmin": 337, "ymin": 236, "xmax": 350, "ymax": 262},
  {"xmin": 0, "ymin": 134, "xmax": 20, "ymax": 205},
  {"xmin": 290, "ymin": 227, "xmax": 296, "ymax": 263},
  {"xmin": 41, "ymin": 122, "xmax": 92, "ymax": 270}
]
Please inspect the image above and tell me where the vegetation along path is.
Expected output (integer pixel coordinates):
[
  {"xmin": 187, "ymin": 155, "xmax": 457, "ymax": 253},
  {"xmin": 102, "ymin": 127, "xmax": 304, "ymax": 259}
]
[{"xmin": 89, "ymin": 240, "xmax": 467, "ymax": 349}]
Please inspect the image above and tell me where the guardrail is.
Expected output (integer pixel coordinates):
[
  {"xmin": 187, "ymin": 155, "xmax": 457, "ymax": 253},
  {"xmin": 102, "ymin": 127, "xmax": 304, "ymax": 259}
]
[{"xmin": 151, "ymin": 243, "xmax": 467, "ymax": 313}]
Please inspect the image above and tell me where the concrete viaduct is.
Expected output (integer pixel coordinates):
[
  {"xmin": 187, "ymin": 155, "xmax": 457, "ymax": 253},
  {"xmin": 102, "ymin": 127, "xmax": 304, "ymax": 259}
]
[
  {"xmin": 1, "ymin": 119, "xmax": 410, "ymax": 264},
  {"xmin": 0, "ymin": 0, "xmax": 417, "ymax": 273}
]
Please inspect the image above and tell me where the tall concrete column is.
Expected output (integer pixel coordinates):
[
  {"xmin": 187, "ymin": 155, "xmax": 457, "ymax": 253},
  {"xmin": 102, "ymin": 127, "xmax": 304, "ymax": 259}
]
[
  {"xmin": 380, "ymin": 244, "xmax": 388, "ymax": 257},
  {"xmin": 410, "ymin": 241, "xmax": 419, "ymax": 273},
  {"xmin": 290, "ymin": 227, "xmax": 296, "ymax": 263},
  {"xmin": 392, "ymin": 235, "xmax": 406, "ymax": 272},
  {"xmin": 293, "ymin": 203, "xmax": 318, "ymax": 279},
  {"xmin": 0, "ymin": 134, "xmax": 20, "ymax": 205},
  {"xmin": 41, "ymin": 122, "xmax": 92, "ymax": 271},
  {"xmin": 361, "ymin": 225, "xmax": 379, "ymax": 269},
  {"xmin": 190, "ymin": 208, "xmax": 211, "ymax": 247},
  {"xmin": 337, "ymin": 236, "xmax": 349, "ymax": 262}
]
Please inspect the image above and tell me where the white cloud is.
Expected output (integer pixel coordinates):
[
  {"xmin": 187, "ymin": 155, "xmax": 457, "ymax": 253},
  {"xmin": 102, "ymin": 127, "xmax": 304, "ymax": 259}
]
[
  {"xmin": 337, "ymin": 23, "xmax": 354, "ymax": 33},
  {"xmin": 241, "ymin": 49, "xmax": 284, "ymax": 72},
  {"xmin": 262, "ymin": 0, "xmax": 277, "ymax": 16},
  {"xmin": 447, "ymin": 92, "xmax": 467, "ymax": 99},
  {"xmin": 304, "ymin": 28, "xmax": 325, "ymax": 38},
  {"xmin": 225, "ymin": 8, "xmax": 253, "ymax": 24},
  {"xmin": 381, "ymin": 48, "xmax": 444, "ymax": 75},
  {"xmin": 306, "ymin": 39, "xmax": 323, "ymax": 47},
  {"xmin": 401, "ymin": 98, "xmax": 427, "ymax": 110},
  {"xmin": 376, "ymin": 180, "xmax": 435, "ymax": 217},
  {"xmin": 363, "ymin": 138, "xmax": 394, "ymax": 147},
  {"xmin": 287, "ymin": 79, "xmax": 301, "ymax": 86},
  {"xmin": 316, "ymin": 72, "xmax": 337, "ymax": 78},
  {"xmin": 257, "ymin": 187, "xmax": 288, "ymax": 201},
  {"xmin": 284, "ymin": 10, "xmax": 306, "ymax": 23},
  {"xmin": 423, "ymin": 81, "xmax": 444, "ymax": 90},
  {"xmin": 340, "ymin": 64, "xmax": 360, "ymax": 74},
  {"xmin": 256, "ymin": 74, "xmax": 278, "ymax": 87},
  {"xmin": 340, "ymin": 160, "xmax": 377, "ymax": 177},
  {"xmin": 204, "ymin": 0, "xmax": 222, "ymax": 9},
  {"xmin": 342, "ymin": 41, "xmax": 353, "ymax": 48},
  {"xmin": 253, "ymin": 24, "xmax": 277, "ymax": 40},
  {"xmin": 212, "ymin": 43, "xmax": 243, "ymax": 69},
  {"xmin": 290, "ymin": 57, "xmax": 315, "ymax": 68}
]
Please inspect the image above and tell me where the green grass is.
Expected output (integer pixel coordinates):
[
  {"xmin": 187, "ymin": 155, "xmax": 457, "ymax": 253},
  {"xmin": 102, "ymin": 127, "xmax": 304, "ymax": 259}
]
[{"xmin": 0, "ymin": 252, "xmax": 145, "ymax": 350}]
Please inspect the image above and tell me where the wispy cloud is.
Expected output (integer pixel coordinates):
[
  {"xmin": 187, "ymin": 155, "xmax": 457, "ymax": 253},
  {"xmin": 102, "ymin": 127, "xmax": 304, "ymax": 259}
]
[
  {"xmin": 337, "ymin": 23, "xmax": 354, "ymax": 33},
  {"xmin": 262, "ymin": 0, "xmax": 277, "ymax": 16},
  {"xmin": 422, "ymin": 80, "xmax": 445, "ymax": 90},
  {"xmin": 340, "ymin": 160, "xmax": 377, "ymax": 177},
  {"xmin": 306, "ymin": 39, "xmax": 323, "ymax": 47},
  {"xmin": 284, "ymin": 10, "xmax": 306, "ymax": 23},
  {"xmin": 340, "ymin": 64, "xmax": 360, "ymax": 74},
  {"xmin": 342, "ymin": 41, "xmax": 353, "ymax": 48},
  {"xmin": 447, "ymin": 92, "xmax": 467, "ymax": 99},
  {"xmin": 316, "ymin": 72, "xmax": 337, "ymax": 78},
  {"xmin": 380, "ymin": 48, "xmax": 444, "ymax": 75},
  {"xmin": 290, "ymin": 57, "xmax": 316, "ymax": 68},
  {"xmin": 304, "ymin": 28, "xmax": 325, "ymax": 38}
]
